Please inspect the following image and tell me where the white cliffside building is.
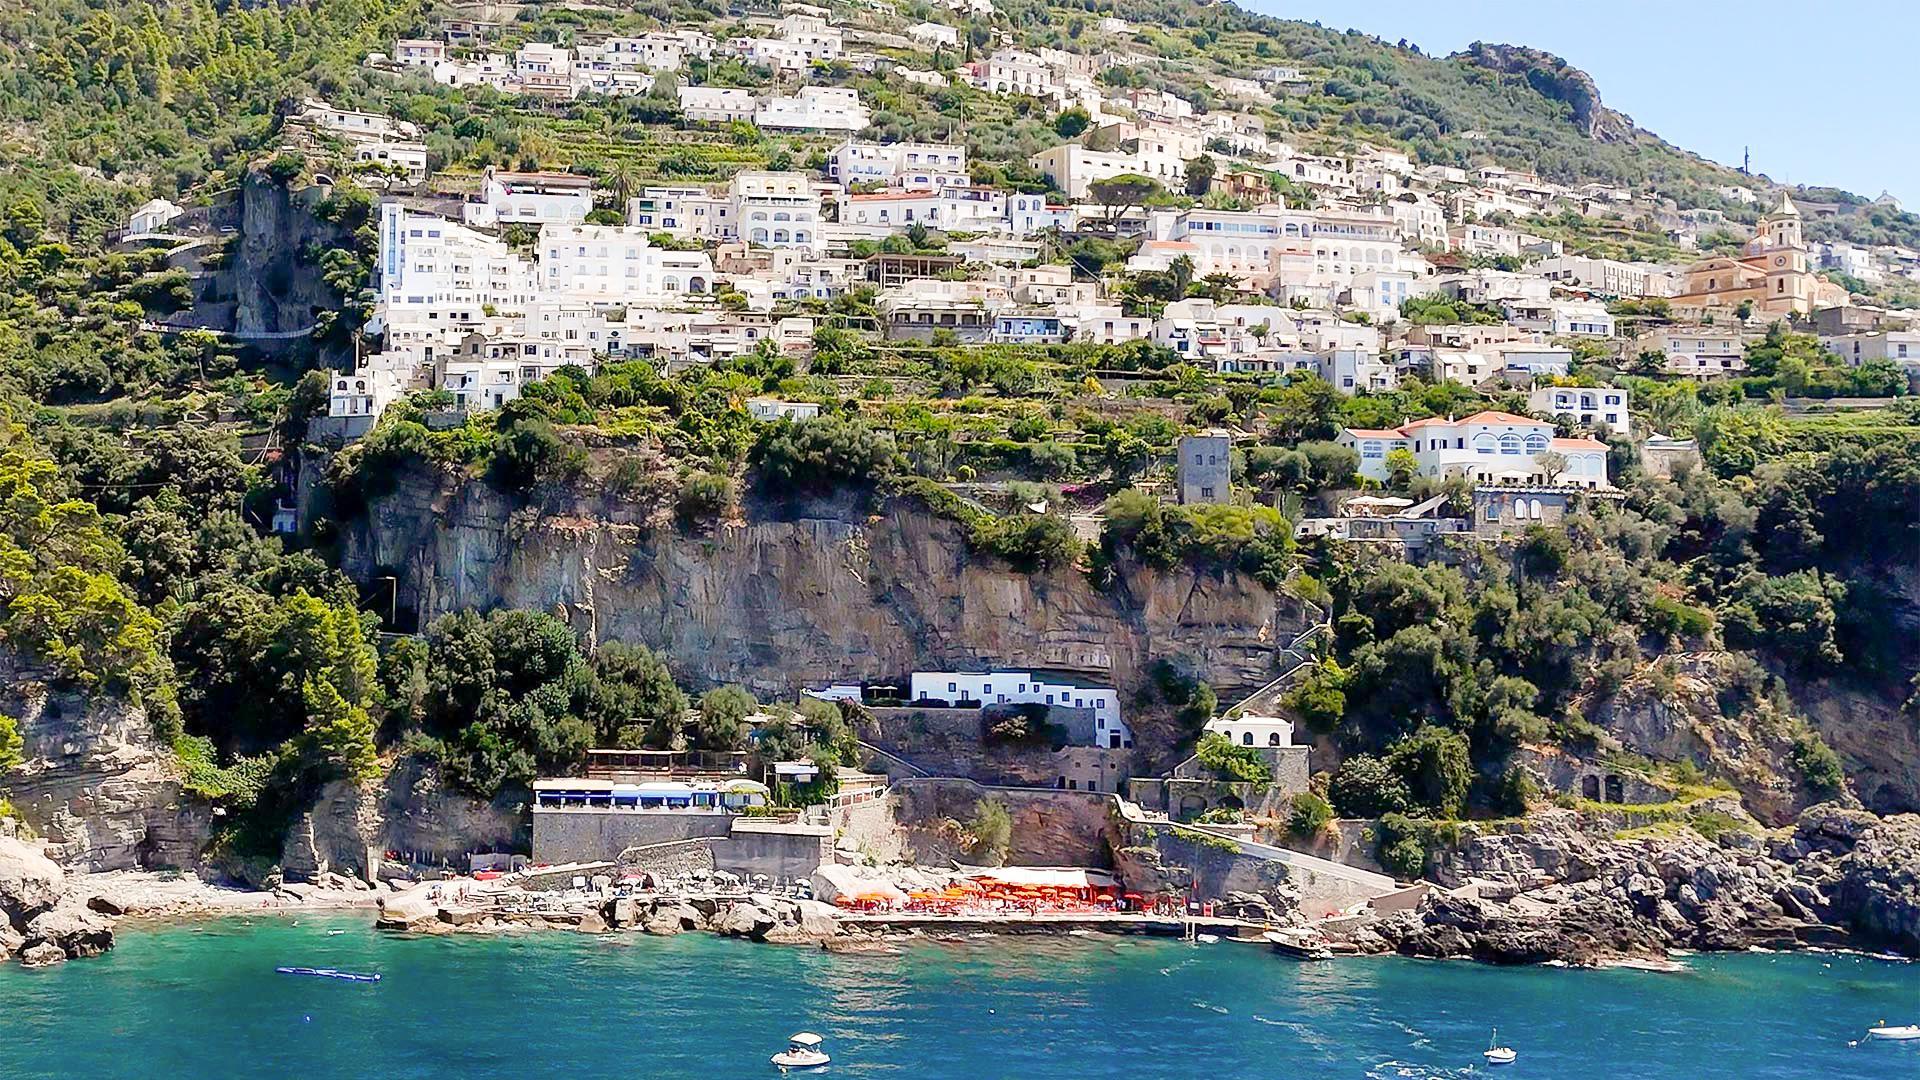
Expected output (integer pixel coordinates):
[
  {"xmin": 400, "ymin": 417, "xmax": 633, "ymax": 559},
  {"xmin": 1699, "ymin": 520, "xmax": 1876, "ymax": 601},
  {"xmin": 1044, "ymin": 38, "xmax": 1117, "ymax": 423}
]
[{"xmin": 909, "ymin": 671, "xmax": 1133, "ymax": 749}]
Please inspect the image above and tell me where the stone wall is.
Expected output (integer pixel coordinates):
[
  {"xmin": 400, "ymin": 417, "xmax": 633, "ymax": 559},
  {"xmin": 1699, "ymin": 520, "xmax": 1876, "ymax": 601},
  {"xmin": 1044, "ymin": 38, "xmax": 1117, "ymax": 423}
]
[
  {"xmin": 890, "ymin": 778, "xmax": 1117, "ymax": 867},
  {"xmin": 716, "ymin": 820, "xmax": 833, "ymax": 881},
  {"xmin": 861, "ymin": 708, "xmax": 1134, "ymax": 792},
  {"xmin": 831, "ymin": 795, "xmax": 907, "ymax": 864},
  {"xmin": 616, "ymin": 837, "xmax": 718, "ymax": 879},
  {"xmin": 531, "ymin": 809, "xmax": 732, "ymax": 865}
]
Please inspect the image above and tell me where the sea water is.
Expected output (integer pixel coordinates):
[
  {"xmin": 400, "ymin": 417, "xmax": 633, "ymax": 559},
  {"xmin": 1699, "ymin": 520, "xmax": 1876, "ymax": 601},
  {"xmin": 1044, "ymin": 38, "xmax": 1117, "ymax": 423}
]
[{"xmin": 1, "ymin": 914, "xmax": 1915, "ymax": 1079}]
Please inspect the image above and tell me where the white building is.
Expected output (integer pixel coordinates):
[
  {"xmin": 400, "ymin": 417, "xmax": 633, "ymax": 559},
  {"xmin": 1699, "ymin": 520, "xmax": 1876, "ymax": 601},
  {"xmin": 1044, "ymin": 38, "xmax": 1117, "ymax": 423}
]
[
  {"xmin": 393, "ymin": 39, "xmax": 447, "ymax": 68},
  {"xmin": 980, "ymin": 49, "xmax": 1054, "ymax": 98},
  {"xmin": 1641, "ymin": 328, "xmax": 1747, "ymax": 377},
  {"xmin": 1338, "ymin": 410, "xmax": 1611, "ymax": 488},
  {"xmin": 376, "ymin": 204, "xmax": 538, "ymax": 327},
  {"xmin": 538, "ymin": 224, "xmax": 716, "ymax": 301},
  {"xmin": 1528, "ymin": 386, "xmax": 1631, "ymax": 436},
  {"xmin": 754, "ymin": 86, "xmax": 870, "ymax": 132},
  {"xmin": 828, "ymin": 139, "xmax": 967, "ymax": 190},
  {"xmin": 463, "ymin": 170, "xmax": 595, "ymax": 228},
  {"xmin": 908, "ymin": 671, "xmax": 1132, "ymax": 749},
  {"xmin": 1204, "ymin": 714, "xmax": 1294, "ymax": 748},
  {"xmin": 127, "ymin": 198, "xmax": 184, "ymax": 237},
  {"xmin": 730, "ymin": 171, "xmax": 824, "ymax": 253},
  {"xmin": 513, "ymin": 42, "xmax": 576, "ymax": 98},
  {"xmin": 1536, "ymin": 255, "xmax": 1669, "ymax": 298},
  {"xmin": 1549, "ymin": 300, "xmax": 1615, "ymax": 338},
  {"xmin": 294, "ymin": 98, "xmax": 416, "ymax": 143},
  {"xmin": 747, "ymin": 397, "xmax": 822, "ymax": 421},
  {"xmin": 906, "ymin": 21, "xmax": 959, "ymax": 48},
  {"xmin": 1821, "ymin": 330, "xmax": 1920, "ymax": 370},
  {"xmin": 354, "ymin": 140, "xmax": 428, "ymax": 181},
  {"xmin": 678, "ymin": 85, "xmax": 758, "ymax": 122}
]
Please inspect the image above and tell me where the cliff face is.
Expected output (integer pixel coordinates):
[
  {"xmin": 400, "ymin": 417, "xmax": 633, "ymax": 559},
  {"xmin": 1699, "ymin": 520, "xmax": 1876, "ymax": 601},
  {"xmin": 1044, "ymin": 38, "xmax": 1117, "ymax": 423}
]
[
  {"xmin": 338, "ymin": 469, "xmax": 1321, "ymax": 702},
  {"xmin": 0, "ymin": 661, "xmax": 208, "ymax": 873},
  {"xmin": 224, "ymin": 172, "xmax": 352, "ymax": 343}
]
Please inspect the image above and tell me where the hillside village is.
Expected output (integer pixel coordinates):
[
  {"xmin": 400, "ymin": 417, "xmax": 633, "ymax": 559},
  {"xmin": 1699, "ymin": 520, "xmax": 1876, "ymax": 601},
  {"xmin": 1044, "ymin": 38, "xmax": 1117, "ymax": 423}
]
[{"xmin": 2, "ymin": 0, "xmax": 1919, "ymax": 968}]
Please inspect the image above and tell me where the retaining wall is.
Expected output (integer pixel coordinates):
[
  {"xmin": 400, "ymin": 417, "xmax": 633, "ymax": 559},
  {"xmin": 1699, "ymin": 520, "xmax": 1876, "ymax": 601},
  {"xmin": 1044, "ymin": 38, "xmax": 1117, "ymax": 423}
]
[{"xmin": 531, "ymin": 809, "xmax": 732, "ymax": 864}]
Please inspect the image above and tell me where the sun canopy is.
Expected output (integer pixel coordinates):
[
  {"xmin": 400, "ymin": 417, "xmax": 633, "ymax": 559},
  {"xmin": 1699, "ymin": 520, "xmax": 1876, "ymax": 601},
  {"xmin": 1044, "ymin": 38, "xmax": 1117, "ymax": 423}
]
[{"xmin": 967, "ymin": 867, "xmax": 1118, "ymax": 889}]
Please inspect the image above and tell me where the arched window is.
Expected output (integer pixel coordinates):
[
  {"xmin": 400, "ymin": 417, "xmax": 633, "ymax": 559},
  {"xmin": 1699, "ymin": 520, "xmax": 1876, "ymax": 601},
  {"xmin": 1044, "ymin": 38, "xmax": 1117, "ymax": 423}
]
[
  {"xmin": 662, "ymin": 278, "xmax": 679, "ymax": 292},
  {"xmin": 750, "ymin": 228, "xmax": 768, "ymax": 242},
  {"xmin": 1473, "ymin": 433, "xmax": 1497, "ymax": 454},
  {"xmin": 1529, "ymin": 498, "xmax": 1544, "ymax": 519},
  {"xmin": 773, "ymin": 229, "xmax": 789, "ymax": 243},
  {"xmin": 1524, "ymin": 433, "xmax": 1548, "ymax": 453},
  {"xmin": 1499, "ymin": 434, "xmax": 1522, "ymax": 455},
  {"xmin": 1241, "ymin": 731, "xmax": 1253, "ymax": 746},
  {"xmin": 688, "ymin": 276, "xmax": 706, "ymax": 293},
  {"xmin": 1268, "ymin": 732, "xmax": 1282, "ymax": 746},
  {"xmin": 773, "ymin": 211, "xmax": 791, "ymax": 222},
  {"xmin": 794, "ymin": 230, "xmax": 810, "ymax": 244}
]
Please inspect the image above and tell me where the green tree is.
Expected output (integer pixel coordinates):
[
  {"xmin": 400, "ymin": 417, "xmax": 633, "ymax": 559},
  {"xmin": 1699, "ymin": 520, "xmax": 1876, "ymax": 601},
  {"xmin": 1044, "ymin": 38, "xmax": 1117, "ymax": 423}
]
[
  {"xmin": 968, "ymin": 797, "xmax": 1012, "ymax": 865},
  {"xmin": 697, "ymin": 685, "xmax": 755, "ymax": 749}
]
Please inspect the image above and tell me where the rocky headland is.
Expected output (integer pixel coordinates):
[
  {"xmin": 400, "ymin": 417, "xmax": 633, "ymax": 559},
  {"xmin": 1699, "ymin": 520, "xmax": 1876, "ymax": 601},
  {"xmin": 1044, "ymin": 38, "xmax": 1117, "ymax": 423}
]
[{"xmin": 1351, "ymin": 805, "xmax": 1920, "ymax": 965}]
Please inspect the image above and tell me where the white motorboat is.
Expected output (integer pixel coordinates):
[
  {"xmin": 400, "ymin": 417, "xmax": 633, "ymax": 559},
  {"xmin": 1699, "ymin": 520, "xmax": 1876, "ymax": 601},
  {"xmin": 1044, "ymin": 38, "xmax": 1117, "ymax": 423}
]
[
  {"xmin": 772, "ymin": 1032, "xmax": 831, "ymax": 1070},
  {"xmin": 1867, "ymin": 1023, "xmax": 1920, "ymax": 1041},
  {"xmin": 1483, "ymin": 1028, "xmax": 1517, "ymax": 1065}
]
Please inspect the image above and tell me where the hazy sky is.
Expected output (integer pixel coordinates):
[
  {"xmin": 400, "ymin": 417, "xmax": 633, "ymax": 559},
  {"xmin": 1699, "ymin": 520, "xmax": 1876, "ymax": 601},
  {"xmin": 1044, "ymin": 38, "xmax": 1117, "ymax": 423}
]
[{"xmin": 1244, "ymin": 0, "xmax": 1918, "ymax": 208}]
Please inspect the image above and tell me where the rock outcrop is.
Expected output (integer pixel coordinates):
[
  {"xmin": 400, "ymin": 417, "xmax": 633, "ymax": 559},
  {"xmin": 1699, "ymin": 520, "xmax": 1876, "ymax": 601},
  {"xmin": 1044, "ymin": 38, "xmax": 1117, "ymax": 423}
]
[
  {"xmin": 1, "ymin": 658, "xmax": 207, "ymax": 872},
  {"xmin": 337, "ymin": 476, "xmax": 1319, "ymax": 706},
  {"xmin": 1365, "ymin": 805, "xmax": 1920, "ymax": 963},
  {"xmin": 0, "ymin": 837, "xmax": 115, "ymax": 966},
  {"xmin": 1456, "ymin": 43, "xmax": 1634, "ymax": 142}
]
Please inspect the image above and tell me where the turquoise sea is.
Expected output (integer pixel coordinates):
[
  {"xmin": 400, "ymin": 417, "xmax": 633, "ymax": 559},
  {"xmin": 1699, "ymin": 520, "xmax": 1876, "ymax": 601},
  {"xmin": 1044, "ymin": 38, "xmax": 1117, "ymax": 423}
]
[{"xmin": 1, "ymin": 914, "xmax": 1916, "ymax": 1079}]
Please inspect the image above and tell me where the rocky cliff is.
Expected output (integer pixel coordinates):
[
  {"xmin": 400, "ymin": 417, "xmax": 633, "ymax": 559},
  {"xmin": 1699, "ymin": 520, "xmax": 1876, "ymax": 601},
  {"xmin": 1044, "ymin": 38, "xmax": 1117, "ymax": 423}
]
[
  {"xmin": 338, "ymin": 469, "xmax": 1320, "ymax": 702},
  {"xmin": 0, "ymin": 660, "xmax": 208, "ymax": 873},
  {"xmin": 222, "ymin": 172, "xmax": 354, "ymax": 347},
  {"xmin": 1361, "ymin": 805, "xmax": 1920, "ymax": 962},
  {"xmin": 1457, "ymin": 43, "xmax": 1635, "ymax": 143}
]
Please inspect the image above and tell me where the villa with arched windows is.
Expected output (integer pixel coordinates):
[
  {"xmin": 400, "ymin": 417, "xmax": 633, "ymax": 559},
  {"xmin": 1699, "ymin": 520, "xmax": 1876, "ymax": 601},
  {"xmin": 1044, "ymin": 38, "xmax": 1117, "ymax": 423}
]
[{"xmin": 1337, "ymin": 409, "xmax": 1612, "ymax": 489}]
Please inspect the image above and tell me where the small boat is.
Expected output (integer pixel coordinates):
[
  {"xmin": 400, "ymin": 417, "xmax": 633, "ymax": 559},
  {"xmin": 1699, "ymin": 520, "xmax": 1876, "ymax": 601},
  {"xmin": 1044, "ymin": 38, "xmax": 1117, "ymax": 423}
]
[
  {"xmin": 1195, "ymin": 933, "xmax": 1220, "ymax": 945},
  {"xmin": 275, "ymin": 966, "xmax": 381, "ymax": 983},
  {"xmin": 771, "ymin": 1031, "xmax": 830, "ymax": 1070},
  {"xmin": 1483, "ymin": 1028, "xmax": 1517, "ymax": 1065},
  {"xmin": 1263, "ymin": 930, "xmax": 1333, "ymax": 961},
  {"xmin": 1868, "ymin": 1023, "xmax": 1920, "ymax": 1041},
  {"xmin": 326, "ymin": 929, "xmax": 346, "ymax": 937}
]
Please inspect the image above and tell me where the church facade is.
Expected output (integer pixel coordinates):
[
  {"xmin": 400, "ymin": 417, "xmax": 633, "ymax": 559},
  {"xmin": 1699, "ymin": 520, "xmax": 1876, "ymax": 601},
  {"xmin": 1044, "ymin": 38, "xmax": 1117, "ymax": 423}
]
[{"xmin": 1669, "ymin": 194, "xmax": 1847, "ymax": 317}]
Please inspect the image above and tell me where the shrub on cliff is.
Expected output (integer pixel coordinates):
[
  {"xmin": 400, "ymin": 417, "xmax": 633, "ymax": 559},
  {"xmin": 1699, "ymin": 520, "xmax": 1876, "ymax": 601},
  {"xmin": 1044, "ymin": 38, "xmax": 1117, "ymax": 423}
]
[
  {"xmin": 968, "ymin": 798, "xmax": 1012, "ymax": 865},
  {"xmin": 1193, "ymin": 731, "xmax": 1271, "ymax": 786},
  {"xmin": 675, "ymin": 471, "xmax": 735, "ymax": 524},
  {"xmin": 1287, "ymin": 791, "xmax": 1333, "ymax": 840},
  {"xmin": 970, "ymin": 511, "xmax": 1079, "ymax": 572},
  {"xmin": 1328, "ymin": 753, "xmax": 1412, "ymax": 818},
  {"xmin": 1373, "ymin": 813, "xmax": 1428, "ymax": 881},
  {"xmin": 754, "ymin": 415, "xmax": 897, "ymax": 493}
]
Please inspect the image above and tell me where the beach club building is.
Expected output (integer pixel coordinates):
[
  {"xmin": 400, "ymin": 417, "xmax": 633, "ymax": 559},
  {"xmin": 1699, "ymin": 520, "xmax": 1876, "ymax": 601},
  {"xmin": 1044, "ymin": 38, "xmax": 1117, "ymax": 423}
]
[
  {"xmin": 1338, "ymin": 410, "xmax": 1612, "ymax": 488},
  {"xmin": 909, "ymin": 671, "xmax": 1133, "ymax": 749}
]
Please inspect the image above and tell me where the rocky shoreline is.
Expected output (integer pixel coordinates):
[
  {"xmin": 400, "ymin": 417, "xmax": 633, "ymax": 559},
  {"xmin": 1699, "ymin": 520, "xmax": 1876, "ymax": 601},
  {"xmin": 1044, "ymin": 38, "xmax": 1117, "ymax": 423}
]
[
  {"xmin": 1344, "ymin": 805, "xmax": 1920, "ymax": 965},
  {"xmin": 7, "ymin": 804, "xmax": 1917, "ymax": 971}
]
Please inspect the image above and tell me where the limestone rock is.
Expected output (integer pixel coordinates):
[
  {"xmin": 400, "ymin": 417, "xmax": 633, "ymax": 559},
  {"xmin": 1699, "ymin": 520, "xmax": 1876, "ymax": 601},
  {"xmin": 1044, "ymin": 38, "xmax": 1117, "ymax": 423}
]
[
  {"xmin": 25, "ymin": 903, "xmax": 114, "ymax": 960},
  {"xmin": 713, "ymin": 903, "xmax": 778, "ymax": 939},
  {"xmin": 794, "ymin": 899, "xmax": 841, "ymax": 939},
  {"xmin": 0, "ymin": 836, "xmax": 65, "ymax": 925},
  {"xmin": 19, "ymin": 941, "xmax": 65, "ymax": 968},
  {"xmin": 576, "ymin": 908, "xmax": 608, "ymax": 934},
  {"xmin": 375, "ymin": 886, "xmax": 439, "ymax": 930}
]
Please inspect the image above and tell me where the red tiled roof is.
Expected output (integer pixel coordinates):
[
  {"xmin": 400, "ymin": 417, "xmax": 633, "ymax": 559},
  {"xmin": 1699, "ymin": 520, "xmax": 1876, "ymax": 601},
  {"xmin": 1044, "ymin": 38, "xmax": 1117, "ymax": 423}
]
[
  {"xmin": 1344, "ymin": 428, "xmax": 1408, "ymax": 439},
  {"xmin": 1549, "ymin": 437, "xmax": 1607, "ymax": 450}
]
